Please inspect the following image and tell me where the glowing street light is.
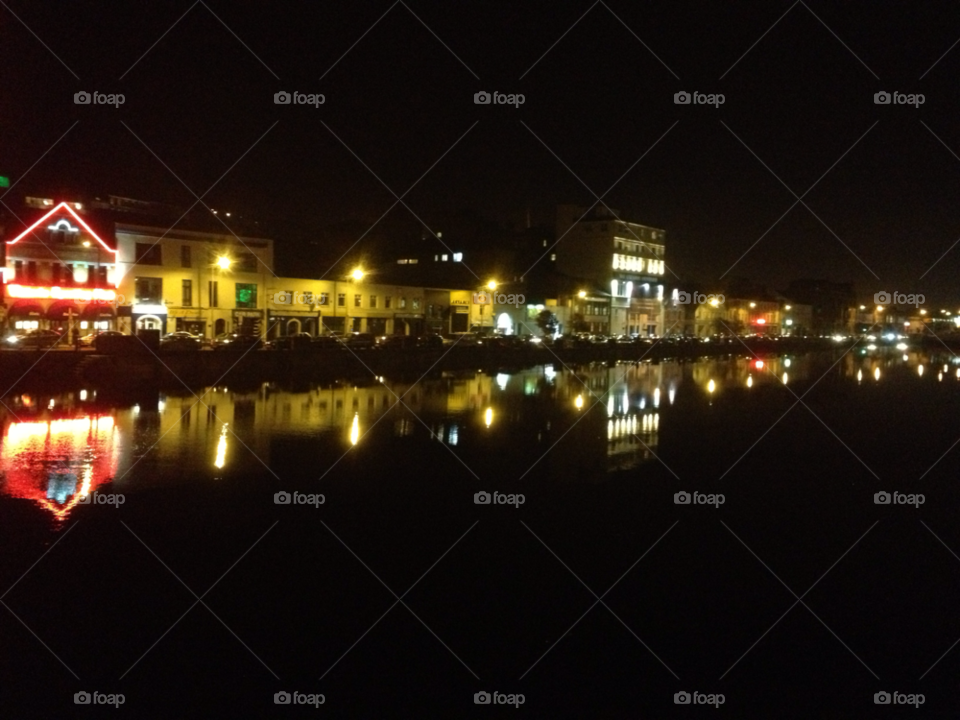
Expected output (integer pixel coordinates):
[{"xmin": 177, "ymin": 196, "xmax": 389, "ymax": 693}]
[
  {"xmin": 578, "ymin": 290, "xmax": 586, "ymax": 299},
  {"xmin": 216, "ymin": 256, "xmax": 232, "ymax": 270},
  {"xmin": 351, "ymin": 268, "xmax": 365, "ymax": 281},
  {"xmin": 486, "ymin": 280, "xmax": 497, "ymax": 291},
  {"xmin": 876, "ymin": 305, "xmax": 883, "ymax": 312}
]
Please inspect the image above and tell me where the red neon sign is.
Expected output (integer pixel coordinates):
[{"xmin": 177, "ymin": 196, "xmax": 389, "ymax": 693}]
[
  {"xmin": 6, "ymin": 202, "xmax": 120, "ymax": 286},
  {"xmin": 6, "ymin": 285, "xmax": 117, "ymax": 303}
]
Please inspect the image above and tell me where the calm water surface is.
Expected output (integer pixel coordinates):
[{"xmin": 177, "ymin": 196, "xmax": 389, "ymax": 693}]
[{"xmin": 3, "ymin": 347, "xmax": 960, "ymax": 716}]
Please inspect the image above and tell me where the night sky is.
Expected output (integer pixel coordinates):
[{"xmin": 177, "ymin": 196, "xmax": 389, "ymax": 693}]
[{"xmin": 3, "ymin": 1, "xmax": 960, "ymax": 303}]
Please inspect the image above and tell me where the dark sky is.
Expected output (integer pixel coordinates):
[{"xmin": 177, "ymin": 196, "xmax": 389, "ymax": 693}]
[{"xmin": 3, "ymin": 1, "xmax": 960, "ymax": 304}]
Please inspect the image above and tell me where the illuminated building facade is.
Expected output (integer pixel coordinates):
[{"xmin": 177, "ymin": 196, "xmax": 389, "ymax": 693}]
[
  {"xmin": 554, "ymin": 205, "xmax": 666, "ymax": 336},
  {"xmin": 2, "ymin": 198, "xmax": 121, "ymax": 335}
]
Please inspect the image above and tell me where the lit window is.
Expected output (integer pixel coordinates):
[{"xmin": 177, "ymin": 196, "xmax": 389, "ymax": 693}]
[
  {"xmin": 453, "ymin": 252, "xmax": 462, "ymax": 262},
  {"xmin": 550, "ymin": 253, "xmax": 556, "ymax": 261},
  {"xmin": 442, "ymin": 254, "xmax": 448, "ymax": 261}
]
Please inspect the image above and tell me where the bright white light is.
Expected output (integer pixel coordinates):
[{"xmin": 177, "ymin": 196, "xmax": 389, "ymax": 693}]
[
  {"xmin": 867, "ymin": 344, "xmax": 877, "ymax": 350},
  {"xmin": 496, "ymin": 373, "xmax": 508, "ymax": 391},
  {"xmin": 874, "ymin": 367, "xmax": 881, "ymax": 381},
  {"xmin": 707, "ymin": 379, "xmax": 716, "ymax": 394},
  {"xmin": 747, "ymin": 375, "xmax": 753, "ymax": 388},
  {"xmin": 784, "ymin": 358, "xmax": 791, "ymax": 368},
  {"xmin": 896, "ymin": 343, "xmax": 908, "ymax": 350},
  {"xmin": 668, "ymin": 386, "xmax": 676, "ymax": 405},
  {"xmin": 350, "ymin": 413, "xmax": 360, "ymax": 445},
  {"xmin": 484, "ymin": 407, "xmax": 493, "ymax": 428},
  {"xmin": 653, "ymin": 388, "xmax": 660, "ymax": 408},
  {"xmin": 918, "ymin": 364, "xmax": 924, "ymax": 377}
]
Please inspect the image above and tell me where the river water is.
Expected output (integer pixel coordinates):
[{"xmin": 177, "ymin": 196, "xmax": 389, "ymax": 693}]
[{"xmin": 2, "ymin": 346, "xmax": 959, "ymax": 715}]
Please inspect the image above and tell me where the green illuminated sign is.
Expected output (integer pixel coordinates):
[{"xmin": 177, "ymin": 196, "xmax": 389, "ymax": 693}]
[{"xmin": 0, "ymin": 177, "xmax": 9, "ymax": 188}]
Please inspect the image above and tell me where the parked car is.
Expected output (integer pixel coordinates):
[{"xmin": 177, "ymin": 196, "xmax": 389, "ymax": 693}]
[
  {"xmin": 211, "ymin": 333, "xmax": 263, "ymax": 351},
  {"xmin": 79, "ymin": 330, "xmax": 124, "ymax": 347},
  {"xmin": 380, "ymin": 334, "xmax": 419, "ymax": 350},
  {"xmin": 344, "ymin": 332, "xmax": 376, "ymax": 349},
  {"xmin": 269, "ymin": 333, "xmax": 313, "ymax": 351},
  {"xmin": 4, "ymin": 329, "xmax": 63, "ymax": 348},
  {"xmin": 445, "ymin": 332, "xmax": 481, "ymax": 347},
  {"xmin": 311, "ymin": 335, "xmax": 345, "ymax": 350},
  {"xmin": 416, "ymin": 333, "xmax": 444, "ymax": 349},
  {"xmin": 159, "ymin": 331, "xmax": 203, "ymax": 352}
]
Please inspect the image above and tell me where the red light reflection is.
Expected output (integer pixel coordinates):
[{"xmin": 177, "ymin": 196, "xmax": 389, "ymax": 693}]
[{"xmin": 1, "ymin": 416, "xmax": 120, "ymax": 521}]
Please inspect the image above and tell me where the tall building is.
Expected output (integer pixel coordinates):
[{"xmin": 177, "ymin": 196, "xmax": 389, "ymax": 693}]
[{"xmin": 554, "ymin": 205, "xmax": 667, "ymax": 336}]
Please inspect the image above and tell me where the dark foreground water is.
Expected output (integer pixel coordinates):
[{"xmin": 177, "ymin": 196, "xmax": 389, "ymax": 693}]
[{"xmin": 2, "ymin": 346, "xmax": 960, "ymax": 717}]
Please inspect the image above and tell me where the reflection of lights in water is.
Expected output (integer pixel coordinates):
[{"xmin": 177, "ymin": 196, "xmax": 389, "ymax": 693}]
[
  {"xmin": 350, "ymin": 413, "xmax": 360, "ymax": 445},
  {"xmin": 2, "ymin": 416, "xmax": 119, "ymax": 521},
  {"xmin": 484, "ymin": 407, "xmax": 493, "ymax": 428},
  {"xmin": 668, "ymin": 386, "xmax": 675, "ymax": 405},
  {"xmin": 902, "ymin": 354, "xmax": 909, "ymax": 361},
  {"xmin": 79, "ymin": 390, "xmax": 87, "ymax": 401},
  {"xmin": 866, "ymin": 344, "xmax": 877, "ymax": 350},
  {"xmin": 448, "ymin": 424, "xmax": 459, "ymax": 446},
  {"xmin": 918, "ymin": 364, "xmax": 924, "ymax": 377},
  {"xmin": 639, "ymin": 397, "xmax": 646, "ymax": 410},
  {"xmin": 939, "ymin": 372, "xmax": 944, "ymax": 382},
  {"xmin": 575, "ymin": 394, "xmax": 584, "ymax": 410},
  {"xmin": 544, "ymin": 365, "xmax": 556, "ymax": 382},
  {"xmin": 654, "ymin": 388, "xmax": 660, "ymax": 407},
  {"xmin": 782, "ymin": 372, "xmax": 788, "ymax": 385},
  {"xmin": 622, "ymin": 388, "xmax": 629, "ymax": 413},
  {"xmin": 747, "ymin": 375, "xmax": 753, "ymax": 388},
  {"xmin": 755, "ymin": 359, "xmax": 764, "ymax": 369},
  {"xmin": 857, "ymin": 369, "xmax": 863, "ymax": 383},
  {"xmin": 707, "ymin": 379, "xmax": 715, "ymax": 394},
  {"xmin": 874, "ymin": 367, "xmax": 881, "ymax": 381},
  {"xmin": 133, "ymin": 404, "xmax": 140, "ymax": 414},
  {"xmin": 607, "ymin": 396, "xmax": 614, "ymax": 417},
  {"xmin": 214, "ymin": 423, "xmax": 228, "ymax": 469},
  {"xmin": 158, "ymin": 400, "xmax": 165, "ymax": 412},
  {"xmin": 956, "ymin": 368, "xmax": 960, "ymax": 379},
  {"xmin": 496, "ymin": 373, "xmax": 509, "ymax": 391},
  {"xmin": 945, "ymin": 364, "xmax": 950, "ymax": 373},
  {"xmin": 784, "ymin": 358, "xmax": 791, "ymax": 368},
  {"xmin": 896, "ymin": 343, "xmax": 908, "ymax": 350}
]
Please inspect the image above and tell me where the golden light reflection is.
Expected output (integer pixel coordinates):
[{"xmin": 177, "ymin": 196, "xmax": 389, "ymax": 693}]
[
  {"xmin": 214, "ymin": 423, "xmax": 228, "ymax": 469},
  {"xmin": 574, "ymin": 394, "xmax": 584, "ymax": 410},
  {"xmin": 747, "ymin": 375, "xmax": 753, "ymax": 388},
  {"xmin": 782, "ymin": 372, "xmax": 788, "ymax": 385},
  {"xmin": 350, "ymin": 413, "xmax": 360, "ymax": 445},
  {"xmin": 857, "ymin": 369, "xmax": 863, "ymax": 383},
  {"xmin": 918, "ymin": 364, "xmax": 925, "ymax": 377},
  {"xmin": 484, "ymin": 407, "xmax": 493, "ymax": 427},
  {"xmin": 874, "ymin": 367, "xmax": 881, "ymax": 381},
  {"xmin": 707, "ymin": 379, "xmax": 716, "ymax": 394}
]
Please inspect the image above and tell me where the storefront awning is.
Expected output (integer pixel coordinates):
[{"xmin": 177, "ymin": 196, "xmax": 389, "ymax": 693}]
[
  {"xmin": 46, "ymin": 300, "xmax": 80, "ymax": 320},
  {"xmin": 7, "ymin": 301, "xmax": 43, "ymax": 317}
]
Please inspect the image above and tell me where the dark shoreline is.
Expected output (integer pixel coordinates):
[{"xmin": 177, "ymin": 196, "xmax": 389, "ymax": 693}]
[{"xmin": 0, "ymin": 335, "xmax": 885, "ymax": 394}]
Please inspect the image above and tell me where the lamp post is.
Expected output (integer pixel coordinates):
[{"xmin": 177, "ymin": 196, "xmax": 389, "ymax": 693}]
[
  {"xmin": 481, "ymin": 280, "xmax": 497, "ymax": 331},
  {"xmin": 213, "ymin": 255, "xmax": 231, "ymax": 336}
]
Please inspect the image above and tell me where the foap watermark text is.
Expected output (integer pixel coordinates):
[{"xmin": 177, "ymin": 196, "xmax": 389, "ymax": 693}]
[
  {"xmin": 874, "ymin": 291, "xmax": 924, "ymax": 307},
  {"xmin": 674, "ymin": 91, "xmax": 724, "ymax": 108},
  {"xmin": 474, "ymin": 491, "xmax": 525, "ymax": 508},
  {"xmin": 274, "ymin": 91, "xmax": 325, "ymax": 107},
  {"xmin": 874, "ymin": 91, "xmax": 924, "ymax": 108},
  {"xmin": 74, "ymin": 91, "xmax": 125, "ymax": 107},
  {"xmin": 474, "ymin": 91, "xmax": 524, "ymax": 108},
  {"xmin": 275, "ymin": 491, "xmax": 325, "ymax": 507},
  {"xmin": 674, "ymin": 491, "xmax": 725, "ymax": 508}
]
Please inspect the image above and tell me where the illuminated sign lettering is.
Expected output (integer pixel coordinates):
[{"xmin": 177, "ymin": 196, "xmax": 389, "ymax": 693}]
[{"xmin": 6, "ymin": 285, "xmax": 117, "ymax": 302}]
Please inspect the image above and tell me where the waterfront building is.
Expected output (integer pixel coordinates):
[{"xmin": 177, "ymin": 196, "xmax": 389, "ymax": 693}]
[{"xmin": 554, "ymin": 205, "xmax": 667, "ymax": 336}]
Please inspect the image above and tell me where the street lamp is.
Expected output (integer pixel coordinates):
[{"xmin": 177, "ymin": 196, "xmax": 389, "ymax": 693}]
[
  {"xmin": 578, "ymin": 290, "xmax": 586, "ymax": 299},
  {"xmin": 217, "ymin": 256, "xmax": 232, "ymax": 270},
  {"xmin": 352, "ymin": 268, "xmax": 365, "ymax": 281}
]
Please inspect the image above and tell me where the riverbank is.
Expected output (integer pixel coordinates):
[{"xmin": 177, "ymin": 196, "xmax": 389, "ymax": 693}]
[{"xmin": 0, "ymin": 336, "xmax": 856, "ymax": 393}]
